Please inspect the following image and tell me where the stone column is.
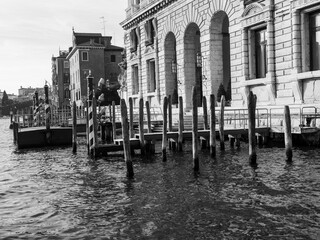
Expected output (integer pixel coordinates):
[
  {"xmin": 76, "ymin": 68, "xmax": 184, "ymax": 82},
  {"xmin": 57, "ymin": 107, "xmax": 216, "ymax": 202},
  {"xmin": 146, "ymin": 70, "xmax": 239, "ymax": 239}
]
[
  {"xmin": 292, "ymin": 10, "xmax": 301, "ymax": 73},
  {"xmin": 136, "ymin": 27, "xmax": 143, "ymax": 99},
  {"xmin": 242, "ymin": 28, "xmax": 249, "ymax": 79},
  {"xmin": 266, "ymin": 5, "xmax": 276, "ymax": 102},
  {"xmin": 153, "ymin": 18, "xmax": 161, "ymax": 104}
]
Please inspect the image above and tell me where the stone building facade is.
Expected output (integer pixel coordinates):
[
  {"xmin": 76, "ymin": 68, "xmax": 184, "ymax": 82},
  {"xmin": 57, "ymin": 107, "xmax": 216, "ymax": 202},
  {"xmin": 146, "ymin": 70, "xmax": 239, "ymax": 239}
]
[
  {"xmin": 51, "ymin": 50, "xmax": 71, "ymax": 108},
  {"xmin": 120, "ymin": 0, "xmax": 320, "ymax": 109},
  {"xmin": 66, "ymin": 31, "xmax": 123, "ymax": 107}
]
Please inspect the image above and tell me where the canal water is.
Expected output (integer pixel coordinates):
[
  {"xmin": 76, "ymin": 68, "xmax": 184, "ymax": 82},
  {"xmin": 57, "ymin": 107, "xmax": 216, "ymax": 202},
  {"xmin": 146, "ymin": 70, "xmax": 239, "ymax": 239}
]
[{"xmin": 0, "ymin": 118, "xmax": 320, "ymax": 239}]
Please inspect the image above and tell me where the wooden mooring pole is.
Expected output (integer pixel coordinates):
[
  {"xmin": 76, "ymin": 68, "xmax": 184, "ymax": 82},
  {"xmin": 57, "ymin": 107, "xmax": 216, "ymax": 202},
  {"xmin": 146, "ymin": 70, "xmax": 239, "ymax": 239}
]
[
  {"xmin": 219, "ymin": 95, "xmax": 225, "ymax": 151},
  {"xmin": 34, "ymin": 91, "xmax": 39, "ymax": 127},
  {"xmin": 146, "ymin": 100, "xmax": 152, "ymax": 133},
  {"xmin": 162, "ymin": 96, "xmax": 168, "ymax": 161},
  {"xmin": 112, "ymin": 101, "xmax": 116, "ymax": 142},
  {"xmin": 247, "ymin": 91, "xmax": 257, "ymax": 165},
  {"xmin": 92, "ymin": 90, "xmax": 98, "ymax": 152},
  {"xmin": 139, "ymin": 98, "xmax": 145, "ymax": 155},
  {"xmin": 201, "ymin": 96, "xmax": 208, "ymax": 149},
  {"xmin": 203, "ymin": 96, "xmax": 208, "ymax": 130},
  {"xmin": 44, "ymin": 84, "xmax": 51, "ymax": 144},
  {"xmin": 178, "ymin": 96, "xmax": 184, "ymax": 152},
  {"xmin": 284, "ymin": 105, "xmax": 293, "ymax": 162},
  {"xmin": 192, "ymin": 87, "xmax": 199, "ymax": 171},
  {"xmin": 44, "ymin": 84, "xmax": 50, "ymax": 130},
  {"xmin": 146, "ymin": 100, "xmax": 154, "ymax": 153},
  {"xmin": 72, "ymin": 101, "xmax": 77, "ymax": 153},
  {"xmin": 87, "ymin": 73, "xmax": 95, "ymax": 156},
  {"xmin": 210, "ymin": 94, "xmax": 216, "ymax": 158},
  {"xmin": 168, "ymin": 95, "xmax": 173, "ymax": 132},
  {"xmin": 129, "ymin": 97, "xmax": 134, "ymax": 138},
  {"xmin": 120, "ymin": 99, "xmax": 134, "ymax": 178}
]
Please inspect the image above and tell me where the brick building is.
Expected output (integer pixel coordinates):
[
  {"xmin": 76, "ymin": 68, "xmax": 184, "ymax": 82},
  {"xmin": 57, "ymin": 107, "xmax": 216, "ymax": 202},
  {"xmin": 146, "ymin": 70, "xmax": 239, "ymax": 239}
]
[
  {"xmin": 66, "ymin": 31, "xmax": 123, "ymax": 107},
  {"xmin": 51, "ymin": 50, "xmax": 71, "ymax": 108},
  {"xmin": 120, "ymin": 0, "xmax": 320, "ymax": 109}
]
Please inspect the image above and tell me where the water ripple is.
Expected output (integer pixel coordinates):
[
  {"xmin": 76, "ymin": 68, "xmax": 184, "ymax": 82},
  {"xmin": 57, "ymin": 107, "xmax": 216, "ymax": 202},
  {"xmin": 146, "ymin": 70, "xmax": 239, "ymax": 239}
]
[{"xmin": 0, "ymin": 119, "xmax": 319, "ymax": 239}]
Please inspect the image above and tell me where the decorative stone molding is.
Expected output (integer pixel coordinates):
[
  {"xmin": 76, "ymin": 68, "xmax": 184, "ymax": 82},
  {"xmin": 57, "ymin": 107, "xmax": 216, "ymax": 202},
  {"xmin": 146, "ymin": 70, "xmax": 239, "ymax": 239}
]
[
  {"xmin": 241, "ymin": 3, "xmax": 272, "ymax": 28},
  {"xmin": 121, "ymin": 0, "xmax": 177, "ymax": 30},
  {"xmin": 242, "ymin": 2, "xmax": 264, "ymax": 17},
  {"xmin": 180, "ymin": 2, "xmax": 205, "ymax": 31},
  {"xmin": 291, "ymin": 0, "xmax": 320, "ymax": 9},
  {"xmin": 208, "ymin": 0, "xmax": 235, "ymax": 19},
  {"xmin": 130, "ymin": 52, "xmax": 139, "ymax": 63},
  {"xmin": 144, "ymin": 45, "xmax": 155, "ymax": 54},
  {"xmin": 161, "ymin": 14, "xmax": 181, "ymax": 41}
]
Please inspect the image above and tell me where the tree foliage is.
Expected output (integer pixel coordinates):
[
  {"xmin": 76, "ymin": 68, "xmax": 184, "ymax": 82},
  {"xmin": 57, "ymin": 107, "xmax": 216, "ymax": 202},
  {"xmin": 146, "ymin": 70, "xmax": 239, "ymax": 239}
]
[
  {"xmin": 1, "ymin": 90, "xmax": 33, "ymax": 116},
  {"xmin": 1, "ymin": 90, "xmax": 8, "ymax": 105}
]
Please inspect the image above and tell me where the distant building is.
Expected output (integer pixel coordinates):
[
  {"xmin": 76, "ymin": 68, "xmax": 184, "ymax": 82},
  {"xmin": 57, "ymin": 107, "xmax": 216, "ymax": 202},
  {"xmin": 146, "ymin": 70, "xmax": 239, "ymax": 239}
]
[
  {"xmin": 121, "ymin": 0, "xmax": 320, "ymax": 109},
  {"xmin": 18, "ymin": 86, "xmax": 45, "ymax": 102},
  {"xmin": 66, "ymin": 31, "xmax": 123, "ymax": 107},
  {"xmin": 7, "ymin": 93, "xmax": 18, "ymax": 101},
  {"xmin": 51, "ymin": 50, "xmax": 71, "ymax": 108}
]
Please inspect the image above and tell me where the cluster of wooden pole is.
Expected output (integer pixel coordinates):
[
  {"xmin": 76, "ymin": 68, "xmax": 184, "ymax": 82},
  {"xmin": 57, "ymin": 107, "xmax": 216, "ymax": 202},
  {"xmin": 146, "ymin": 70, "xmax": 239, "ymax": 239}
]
[{"xmin": 75, "ymin": 78, "xmax": 294, "ymax": 177}]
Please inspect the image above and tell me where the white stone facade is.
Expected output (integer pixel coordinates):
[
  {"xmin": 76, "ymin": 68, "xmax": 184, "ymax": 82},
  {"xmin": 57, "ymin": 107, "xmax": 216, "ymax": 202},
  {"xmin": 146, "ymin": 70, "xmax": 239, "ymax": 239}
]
[{"xmin": 121, "ymin": 0, "xmax": 320, "ymax": 109}]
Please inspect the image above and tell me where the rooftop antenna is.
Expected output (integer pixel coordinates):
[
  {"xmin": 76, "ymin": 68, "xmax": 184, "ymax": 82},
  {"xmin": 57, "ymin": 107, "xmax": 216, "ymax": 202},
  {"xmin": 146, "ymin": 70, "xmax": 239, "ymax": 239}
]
[{"xmin": 100, "ymin": 16, "xmax": 106, "ymax": 36}]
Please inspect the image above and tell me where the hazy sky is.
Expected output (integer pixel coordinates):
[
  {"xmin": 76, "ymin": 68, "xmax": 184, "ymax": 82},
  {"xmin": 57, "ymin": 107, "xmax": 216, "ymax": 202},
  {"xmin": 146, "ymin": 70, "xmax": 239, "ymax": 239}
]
[{"xmin": 0, "ymin": 0, "xmax": 127, "ymax": 95}]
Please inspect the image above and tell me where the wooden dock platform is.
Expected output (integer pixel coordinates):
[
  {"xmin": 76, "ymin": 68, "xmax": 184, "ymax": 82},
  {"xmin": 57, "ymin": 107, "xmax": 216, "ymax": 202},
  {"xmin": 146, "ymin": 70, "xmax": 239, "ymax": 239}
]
[
  {"xmin": 134, "ymin": 127, "xmax": 270, "ymax": 142},
  {"xmin": 16, "ymin": 126, "xmax": 72, "ymax": 149},
  {"xmin": 93, "ymin": 138, "xmax": 141, "ymax": 156}
]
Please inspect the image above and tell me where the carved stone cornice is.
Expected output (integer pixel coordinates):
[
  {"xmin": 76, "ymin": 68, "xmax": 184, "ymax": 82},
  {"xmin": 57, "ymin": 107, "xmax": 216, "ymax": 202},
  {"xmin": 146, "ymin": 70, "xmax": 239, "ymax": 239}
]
[
  {"xmin": 242, "ymin": 3, "xmax": 274, "ymax": 28},
  {"xmin": 121, "ymin": 0, "xmax": 177, "ymax": 30},
  {"xmin": 291, "ymin": 0, "xmax": 320, "ymax": 9}
]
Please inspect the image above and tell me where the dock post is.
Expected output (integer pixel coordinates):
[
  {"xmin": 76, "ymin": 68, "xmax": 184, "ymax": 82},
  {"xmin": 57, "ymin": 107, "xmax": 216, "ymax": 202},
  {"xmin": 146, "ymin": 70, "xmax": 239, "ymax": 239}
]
[
  {"xmin": 44, "ymin": 84, "xmax": 50, "ymax": 131},
  {"xmin": 22, "ymin": 109, "xmax": 25, "ymax": 127},
  {"xmin": 201, "ymin": 96, "xmax": 208, "ymax": 149},
  {"xmin": 192, "ymin": 87, "xmax": 199, "ymax": 171},
  {"xmin": 284, "ymin": 105, "xmax": 293, "ymax": 162},
  {"xmin": 44, "ymin": 84, "xmax": 51, "ymax": 144},
  {"xmin": 87, "ymin": 73, "xmax": 95, "ymax": 157},
  {"xmin": 203, "ymin": 96, "xmax": 208, "ymax": 130},
  {"xmin": 146, "ymin": 100, "xmax": 152, "ymax": 133},
  {"xmin": 10, "ymin": 109, "xmax": 13, "ymax": 124},
  {"xmin": 229, "ymin": 136, "xmax": 235, "ymax": 148},
  {"xmin": 219, "ymin": 95, "xmax": 225, "ymax": 151},
  {"xmin": 29, "ymin": 106, "xmax": 33, "ymax": 127},
  {"xmin": 168, "ymin": 95, "xmax": 173, "ymax": 132},
  {"xmin": 13, "ymin": 120, "xmax": 17, "ymax": 143},
  {"xmin": 129, "ymin": 97, "xmax": 134, "ymax": 138},
  {"xmin": 162, "ymin": 96, "xmax": 168, "ymax": 161},
  {"xmin": 120, "ymin": 99, "xmax": 134, "ymax": 178},
  {"xmin": 85, "ymin": 99, "xmax": 89, "ymax": 155},
  {"xmin": 210, "ymin": 94, "xmax": 216, "ymax": 158},
  {"xmin": 112, "ymin": 101, "xmax": 116, "ymax": 142},
  {"xmin": 139, "ymin": 98, "xmax": 145, "ymax": 155},
  {"xmin": 34, "ymin": 91, "xmax": 39, "ymax": 127},
  {"xmin": 236, "ymin": 135, "xmax": 241, "ymax": 148},
  {"xmin": 92, "ymin": 90, "xmax": 98, "ymax": 156},
  {"xmin": 247, "ymin": 91, "xmax": 257, "ymax": 165},
  {"xmin": 178, "ymin": 96, "xmax": 184, "ymax": 152},
  {"xmin": 72, "ymin": 101, "xmax": 77, "ymax": 153},
  {"xmin": 145, "ymin": 100, "xmax": 154, "ymax": 153}
]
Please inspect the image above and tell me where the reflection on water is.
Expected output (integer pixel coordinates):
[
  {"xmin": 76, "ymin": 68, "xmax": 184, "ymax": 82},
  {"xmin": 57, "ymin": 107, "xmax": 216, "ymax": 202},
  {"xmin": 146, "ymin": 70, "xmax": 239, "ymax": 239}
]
[{"xmin": 0, "ymin": 118, "xmax": 319, "ymax": 239}]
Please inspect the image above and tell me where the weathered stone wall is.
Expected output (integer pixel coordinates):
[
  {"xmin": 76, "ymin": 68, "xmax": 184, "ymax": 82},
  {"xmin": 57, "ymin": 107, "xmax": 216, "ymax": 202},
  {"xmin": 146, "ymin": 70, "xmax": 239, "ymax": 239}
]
[{"xmin": 122, "ymin": 0, "xmax": 320, "ymax": 108}]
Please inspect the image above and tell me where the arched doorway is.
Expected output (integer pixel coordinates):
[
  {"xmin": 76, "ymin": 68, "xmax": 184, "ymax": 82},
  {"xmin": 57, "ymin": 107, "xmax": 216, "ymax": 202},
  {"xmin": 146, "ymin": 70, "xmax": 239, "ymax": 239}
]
[
  {"xmin": 184, "ymin": 23, "xmax": 202, "ymax": 107},
  {"xmin": 164, "ymin": 32, "xmax": 178, "ymax": 104},
  {"xmin": 210, "ymin": 11, "xmax": 231, "ymax": 103}
]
